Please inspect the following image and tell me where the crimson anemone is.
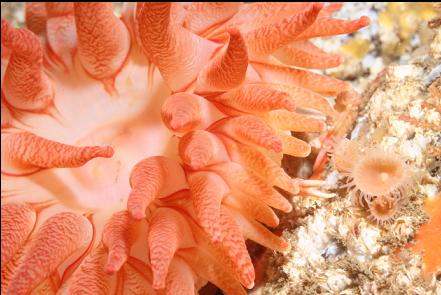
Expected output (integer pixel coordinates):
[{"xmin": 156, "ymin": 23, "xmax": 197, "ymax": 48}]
[{"xmin": 1, "ymin": 3, "xmax": 369, "ymax": 294}]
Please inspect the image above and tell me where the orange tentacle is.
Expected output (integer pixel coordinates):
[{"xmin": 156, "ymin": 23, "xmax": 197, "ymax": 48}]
[
  {"xmin": 25, "ymin": 3, "xmax": 47, "ymax": 35},
  {"xmin": 165, "ymin": 257, "xmax": 196, "ymax": 295},
  {"xmin": 184, "ymin": 2, "xmax": 239, "ymax": 34},
  {"xmin": 253, "ymin": 62, "xmax": 350, "ymax": 97},
  {"xmin": 74, "ymin": 3, "xmax": 130, "ymax": 82},
  {"xmin": 196, "ymin": 28, "xmax": 248, "ymax": 93},
  {"xmin": 7, "ymin": 212, "xmax": 93, "ymax": 295},
  {"xmin": 1, "ymin": 203, "xmax": 36, "ymax": 267},
  {"xmin": 65, "ymin": 246, "xmax": 112, "ymax": 295},
  {"xmin": 179, "ymin": 130, "xmax": 230, "ymax": 169},
  {"xmin": 1, "ymin": 20, "xmax": 53, "ymax": 111},
  {"xmin": 211, "ymin": 84, "xmax": 296, "ymax": 114},
  {"xmin": 127, "ymin": 157, "xmax": 166, "ymax": 219},
  {"xmin": 102, "ymin": 210, "xmax": 137, "ymax": 273},
  {"xmin": 148, "ymin": 208, "xmax": 195, "ymax": 289},
  {"xmin": 188, "ymin": 171, "xmax": 229, "ymax": 241},
  {"xmin": 273, "ymin": 40, "xmax": 344, "ymax": 69},
  {"xmin": 136, "ymin": 2, "xmax": 218, "ymax": 91},
  {"xmin": 213, "ymin": 115, "xmax": 283, "ymax": 153},
  {"xmin": 219, "ymin": 208, "xmax": 255, "ymax": 289},
  {"xmin": 244, "ymin": 3, "xmax": 323, "ymax": 59},
  {"xmin": 1, "ymin": 132, "xmax": 114, "ymax": 175},
  {"xmin": 295, "ymin": 15, "xmax": 370, "ymax": 40},
  {"xmin": 210, "ymin": 162, "xmax": 292, "ymax": 213}
]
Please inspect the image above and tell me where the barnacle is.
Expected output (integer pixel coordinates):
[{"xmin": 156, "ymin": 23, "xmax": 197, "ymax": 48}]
[{"xmin": 1, "ymin": 3, "xmax": 369, "ymax": 294}]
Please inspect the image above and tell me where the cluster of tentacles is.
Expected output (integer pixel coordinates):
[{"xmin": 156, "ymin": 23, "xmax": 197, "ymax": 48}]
[{"xmin": 1, "ymin": 3, "xmax": 369, "ymax": 294}]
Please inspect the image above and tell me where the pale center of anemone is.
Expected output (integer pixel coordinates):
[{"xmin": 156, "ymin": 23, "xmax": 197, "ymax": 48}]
[
  {"xmin": 17, "ymin": 55, "xmax": 175, "ymax": 212},
  {"xmin": 380, "ymin": 172, "xmax": 390, "ymax": 183},
  {"xmin": 352, "ymin": 153, "xmax": 405, "ymax": 196},
  {"xmin": 371, "ymin": 197, "xmax": 392, "ymax": 215}
]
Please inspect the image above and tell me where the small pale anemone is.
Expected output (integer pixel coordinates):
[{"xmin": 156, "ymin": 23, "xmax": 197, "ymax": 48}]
[
  {"xmin": 332, "ymin": 139, "xmax": 411, "ymax": 224},
  {"xmin": 333, "ymin": 140, "xmax": 410, "ymax": 201},
  {"xmin": 349, "ymin": 147, "xmax": 410, "ymax": 202},
  {"xmin": 366, "ymin": 195, "xmax": 401, "ymax": 225}
]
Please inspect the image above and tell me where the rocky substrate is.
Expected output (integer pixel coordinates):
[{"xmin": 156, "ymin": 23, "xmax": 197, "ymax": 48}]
[{"xmin": 253, "ymin": 6, "xmax": 440, "ymax": 295}]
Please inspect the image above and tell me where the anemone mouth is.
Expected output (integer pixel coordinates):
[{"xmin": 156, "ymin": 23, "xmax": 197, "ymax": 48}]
[
  {"xmin": 351, "ymin": 148, "xmax": 408, "ymax": 197},
  {"xmin": 1, "ymin": 52, "xmax": 175, "ymax": 212},
  {"xmin": 367, "ymin": 195, "xmax": 400, "ymax": 225}
]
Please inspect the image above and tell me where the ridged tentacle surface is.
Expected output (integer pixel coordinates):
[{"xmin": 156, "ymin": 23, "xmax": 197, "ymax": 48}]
[
  {"xmin": 136, "ymin": 2, "xmax": 218, "ymax": 91},
  {"xmin": 148, "ymin": 207, "xmax": 196, "ymax": 289},
  {"xmin": 1, "ymin": 203, "xmax": 36, "ymax": 267},
  {"xmin": 1, "ymin": 20, "xmax": 53, "ymax": 111},
  {"xmin": 74, "ymin": 2, "xmax": 130, "ymax": 82},
  {"xmin": 6, "ymin": 212, "xmax": 92, "ymax": 295},
  {"xmin": 1, "ymin": 131, "xmax": 114, "ymax": 175}
]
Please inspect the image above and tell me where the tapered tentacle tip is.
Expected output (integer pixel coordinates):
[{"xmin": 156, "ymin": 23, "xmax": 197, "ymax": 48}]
[
  {"xmin": 288, "ymin": 180, "xmax": 301, "ymax": 195},
  {"xmin": 281, "ymin": 134, "xmax": 311, "ymax": 158},
  {"xmin": 359, "ymin": 16, "xmax": 371, "ymax": 26},
  {"xmin": 313, "ymin": 2, "xmax": 325, "ymax": 11},
  {"xmin": 226, "ymin": 27, "xmax": 240, "ymax": 36},
  {"xmin": 271, "ymin": 141, "xmax": 283, "ymax": 153},
  {"xmin": 82, "ymin": 145, "xmax": 114, "ymax": 161},
  {"xmin": 246, "ymin": 281, "xmax": 255, "ymax": 290},
  {"xmin": 161, "ymin": 93, "xmax": 206, "ymax": 133},
  {"xmin": 302, "ymin": 145, "xmax": 312, "ymax": 157},
  {"xmin": 169, "ymin": 117, "xmax": 185, "ymax": 131},
  {"xmin": 128, "ymin": 204, "xmax": 146, "ymax": 220},
  {"xmin": 99, "ymin": 146, "xmax": 115, "ymax": 158},
  {"xmin": 301, "ymin": 187, "xmax": 336, "ymax": 199},
  {"xmin": 280, "ymin": 240, "xmax": 291, "ymax": 252},
  {"xmin": 105, "ymin": 251, "xmax": 127, "ymax": 274},
  {"xmin": 152, "ymin": 279, "xmax": 166, "ymax": 291},
  {"xmin": 283, "ymin": 203, "xmax": 293, "ymax": 213},
  {"xmin": 102, "ymin": 77, "xmax": 118, "ymax": 97}
]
